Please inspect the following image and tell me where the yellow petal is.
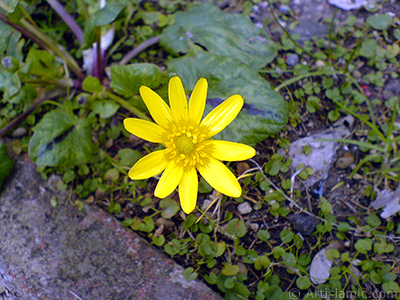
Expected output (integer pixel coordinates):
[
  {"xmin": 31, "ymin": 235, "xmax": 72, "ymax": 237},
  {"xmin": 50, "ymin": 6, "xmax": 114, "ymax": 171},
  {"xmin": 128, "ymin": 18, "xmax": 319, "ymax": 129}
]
[
  {"xmin": 198, "ymin": 157, "xmax": 241, "ymax": 198},
  {"xmin": 169, "ymin": 76, "xmax": 188, "ymax": 122},
  {"xmin": 202, "ymin": 140, "xmax": 256, "ymax": 161},
  {"xmin": 139, "ymin": 86, "xmax": 173, "ymax": 129},
  {"xmin": 188, "ymin": 78, "xmax": 207, "ymax": 125},
  {"xmin": 179, "ymin": 167, "xmax": 198, "ymax": 214},
  {"xmin": 200, "ymin": 94, "xmax": 244, "ymax": 138},
  {"xmin": 154, "ymin": 161, "xmax": 184, "ymax": 198},
  {"xmin": 128, "ymin": 150, "xmax": 168, "ymax": 180},
  {"xmin": 124, "ymin": 118, "xmax": 166, "ymax": 143}
]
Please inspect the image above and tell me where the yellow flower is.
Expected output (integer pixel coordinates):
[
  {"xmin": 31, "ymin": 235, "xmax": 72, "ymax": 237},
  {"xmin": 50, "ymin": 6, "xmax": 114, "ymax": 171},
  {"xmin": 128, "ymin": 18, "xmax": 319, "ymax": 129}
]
[{"xmin": 123, "ymin": 76, "xmax": 255, "ymax": 214}]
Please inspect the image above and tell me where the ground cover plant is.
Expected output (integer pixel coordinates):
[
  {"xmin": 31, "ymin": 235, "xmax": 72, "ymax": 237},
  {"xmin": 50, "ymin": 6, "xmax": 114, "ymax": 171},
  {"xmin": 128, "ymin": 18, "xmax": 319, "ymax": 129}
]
[{"xmin": 0, "ymin": 0, "xmax": 400, "ymax": 299}]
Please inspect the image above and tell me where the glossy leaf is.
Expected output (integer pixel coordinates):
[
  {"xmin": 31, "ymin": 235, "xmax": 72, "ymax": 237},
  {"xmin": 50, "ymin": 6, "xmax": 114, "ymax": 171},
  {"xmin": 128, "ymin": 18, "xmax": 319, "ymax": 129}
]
[
  {"xmin": 160, "ymin": 2, "xmax": 276, "ymax": 69},
  {"xmin": 110, "ymin": 63, "xmax": 168, "ymax": 97},
  {"xmin": 82, "ymin": 3, "xmax": 126, "ymax": 49},
  {"xmin": 29, "ymin": 108, "xmax": 95, "ymax": 167},
  {"xmin": 168, "ymin": 47, "xmax": 288, "ymax": 146}
]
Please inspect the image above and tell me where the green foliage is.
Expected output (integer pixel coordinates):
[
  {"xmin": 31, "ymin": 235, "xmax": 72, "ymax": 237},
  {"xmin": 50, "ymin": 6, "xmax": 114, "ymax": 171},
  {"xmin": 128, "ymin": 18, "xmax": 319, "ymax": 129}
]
[
  {"xmin": 160, "ymin": 2, "xmax": 277, "ymax": 69},
  {"xmin": 110, "ymin": 63, "xmax": 168, "ymax": 97},
  {"xmin": 28, "ymin": 107, "xmax": 95, "ymax": 167},
  {"xmin": 168, "ymin": 47, "xmax": 288, "ymax": 146},
  {"xmin": 82, "ymin": 3, "xmax": 126, "ymax": 49},
  {"xmin": 0, "ymin": 142, "xmax": 14, "ymax": 188}
]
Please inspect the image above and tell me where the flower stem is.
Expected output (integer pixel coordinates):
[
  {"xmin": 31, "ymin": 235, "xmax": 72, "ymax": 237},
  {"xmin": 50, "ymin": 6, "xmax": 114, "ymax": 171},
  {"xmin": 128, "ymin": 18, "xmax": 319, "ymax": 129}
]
[
  {"xmin": 274, "ymin": 70, "xmax": 330, "ymax": 91},
  {"xmin": 105, "ymin": 91, "xmax": 151, "ymax": 121},
  {"xmin": 46, "ymin": 0, "xmax": 84, "ymax": 44},
  {"xmin": 0, "ymin": 88, "xmax": 65, "ymax": 138},
  {"xmin": 119, "ymin": 35, "xmax": 161, "ymax": 65}
]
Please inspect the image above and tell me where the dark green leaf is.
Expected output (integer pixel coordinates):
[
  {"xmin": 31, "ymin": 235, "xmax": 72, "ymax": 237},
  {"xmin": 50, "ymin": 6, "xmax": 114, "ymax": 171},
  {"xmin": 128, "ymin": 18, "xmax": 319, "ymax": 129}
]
[
  {"xmin": 222, "ymin": 264, "xmax": 240, "ymax": 276},
  {"xmin": 117, "ymin": 148, "xmax": 141, "ymax": 167},
  {"xmin": 0, "ymin": 22, "xmax": 22, "ymax": 60},
  {"xmin": 29, "ymin": 108, "xmax": 95, "ymax": 167},
  {"xmin": 110, "ymin": 63, "xmax": 168, "ymax": 97},
  {"xmin": 225, "ymin": 218, "xmax": 247, "ymax": 238},
  {"xmin": 254, "ymin": 255, "xmax": 270, "ymax": 270},
  {"xmin": 183, "ymin": 267, "xmax": 198, "ymax": 281},
  {"xmin": 168, "ymin": 47, "xmax": 287, "ymax": 145},
  {"xmin": 26, "ymin": 49, "xmax": 60, "ymax": 78},
  {"xmin": 0, "ymin": 68, "xmax": 20, "ymax": 100},
  {"xmin": 160, "ymin": 2, "xmax": 276, "ymax": 69},
  {"xmin": 91, "ymin": 100, "xmax": 120, "ymax": 119},
  {"xmin": 0, "ymin": 142, "xmax": 14, "ymax": 188},
  {"xmin": 367, "ymin": 13, "xmax": 392, "ymax": 31},
  {"xmin": 82, "ymin": 76, "xmax": 103, "ymax": 93},
  {"xmin": 159, "ymin": 198, "xmax": 180, "ymax": 219},
  {"xmin": 82, "ymin": 3, "xmax": 126, "ymax": 49}
]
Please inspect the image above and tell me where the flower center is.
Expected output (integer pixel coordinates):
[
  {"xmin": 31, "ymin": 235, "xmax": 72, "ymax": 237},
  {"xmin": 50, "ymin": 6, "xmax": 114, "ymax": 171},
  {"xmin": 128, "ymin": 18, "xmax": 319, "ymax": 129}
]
[
  {"xmin": 176, "ymin": 135, "xmax": 195, "ymax": 155},
  {"xmin": 164, "ymin": 124, "xmax": 208, "ymax": 167}
]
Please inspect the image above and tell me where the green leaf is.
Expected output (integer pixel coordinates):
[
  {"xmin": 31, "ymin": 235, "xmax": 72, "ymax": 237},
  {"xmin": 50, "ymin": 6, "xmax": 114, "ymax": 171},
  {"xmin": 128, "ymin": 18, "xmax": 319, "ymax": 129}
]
[
  {"xmin": 280, "ymin": 229, "xmax": 294, "ymax": 243},
  {"xmin": 160, "ymin": 2, "xmax": 276, "ymax": 69},
  {"xmin": 152, "ymin": 234, "xmax": 165, "ymax": 246},
  {"xmin": 9, "ymin": 84, "xmax": 37, "ymax": 105},
  {"xmin": 222, "ymin": 264, "xmax": 240, "ymax": 276},
  {"xmin": 91, "ymin": 100, "xmax": 120, "ymax": 119},
  {"xmin": 164, "ymin": 239, "xmax": 180, "ymax": 255},
  {"xmin": 326, "ymin": 249, "xmax": 340, "ymax": 260},
  {"xmin": 0, "ymin": 142, "xmax": 14, "ymax": 189},
  {"xmin": 117, "ymin": 148, "xmax": 141, "ymax": 167},
  {"xmin": 366, "ymin": 214, "xmax": 381, "ymax": 227},
  {"xmin": 257, "ymin": 230, "xmax": 270, "ymax": 242},
  {"xmin": 254, "ymin": 255, "xmax": 271, "ymax": 270},
  {"xmin": 183, "ymin": 267, "xmax": 198, "ymax": 281},
  {"xmin": 354, "ymin": 238, "xmax": 372, "ymax": 254},
  {"xmin": 28, "ymin": 108, "xmax": 95, "ymax": 167},
  {"xmin": 382, "ymin": 281, "xmax": 400, "ymax": 293},
  {"xmin": 26, "ymin": 49, "xmax": 60, "ymax": 78},
  {"xmin": 282, "ymin": 252, "xmax": 297, "ymax": 268},
  {"xmin": 159, "ymin": 198, "xmax": 180, "ymax": 219},
  {"xmin": 82, "ymin": 76, "xmax": 103, "ymax": 93},
  {"xmin": 82, "ymin": 3, "xmax": 126, "ymax": 49},
  {"xmin": 225, "ymin": 218, "xmax": 247, "ymax": 238},
  {"xmin": 139, "ymin": 216, "xmax": 155, "ymax": 232},
  {"xmin": 296, "ymin": 276, "xmax": 311, "ymax": 290},
  {"xmin": 0, "ymin": 68, "xmax": 20, "ymax": 100},
  {"xmin": 0, "ymin": 22, "xmax": 22, "ymax": 60},
  {"xmin": 367, "ymin": 13, "xmax": 392, "ymax": 31},
  {"xmin": 110, "ymin": 63, "xmax": 168, "ymax": 97},
  {"xmin": 168, "ymin": 47, "xmax": 287, "ymax": 145}
]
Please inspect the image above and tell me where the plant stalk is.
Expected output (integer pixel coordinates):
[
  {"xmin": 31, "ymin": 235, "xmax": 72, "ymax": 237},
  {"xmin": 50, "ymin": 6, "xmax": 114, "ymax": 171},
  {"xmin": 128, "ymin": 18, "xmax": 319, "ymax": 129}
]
[{"xmin": 105, "ymin": 91, "xmax": 151, "ymax": 121}]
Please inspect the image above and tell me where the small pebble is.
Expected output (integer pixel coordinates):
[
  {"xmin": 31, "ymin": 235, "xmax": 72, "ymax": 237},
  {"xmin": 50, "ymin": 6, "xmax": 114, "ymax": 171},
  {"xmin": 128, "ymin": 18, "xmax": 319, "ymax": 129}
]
[
  {"xmin": 336, "ymin": 153, "xmax": 354, "ymax": 169},
  {"xmin": 12, "ymin": 127, "xmax": 27, "ymax": 137},
  {"xmin": 279, "ymin": 4, "xmax": 290, "ymax": 13},
  {"xmin": 155, "ymin": 218, "xmax": 175, "ymax": 228},
  {"xmin": 87, "ymin": 195, "xmax": 94, "ymax": 204},
  {"xmin": 105, "ymin": 138, "xmax": 113, "ymax": 149},
  {"xmin": 238, "ymin": 202, "xmax": 252, "ymax": 215},
  {"xmin": 202, "ymin": 199, "xmax": 212, "ymax": 211},
  {"xmin": 250, "ymin": 223, "xmax": 259, "ymax": 232},
  {"xmin": 352, "ymin": 70, "xmax": 362, "ymax": 79},
  {"xmin": 287, "ymin": 213, "xmax": 316, "ymax": 236},
  {"xmin": 286, "ymin": 54, "xmax": 299, "ymax": 67}
]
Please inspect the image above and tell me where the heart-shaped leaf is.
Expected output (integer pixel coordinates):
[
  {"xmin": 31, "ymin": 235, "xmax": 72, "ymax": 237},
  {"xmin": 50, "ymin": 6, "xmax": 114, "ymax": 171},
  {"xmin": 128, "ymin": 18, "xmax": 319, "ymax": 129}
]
[
  {"xmin": 168, "ymin": 47, "xmax": 288, "ymax": 146},
  {"xmin": 110, "ymin": 63, "xmax": 168, "ymax": 97},
  {"xmin": 29, "ymin": 108, "xmax": 95, "ymax": 167},
  {"xmin": 160, "ymin": 2, "xmax": 276, "ymax": 69}
]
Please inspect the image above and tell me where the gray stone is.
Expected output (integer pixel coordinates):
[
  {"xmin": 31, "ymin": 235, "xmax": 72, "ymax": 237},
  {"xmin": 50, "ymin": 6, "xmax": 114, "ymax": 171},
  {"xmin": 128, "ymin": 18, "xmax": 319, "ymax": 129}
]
[
  {"xmin": 0, "ymin": 154, "xmax": 222, "ymax": 300},
  {"xmin": 286, "ymin": 54, "xmax": 299, "ymax": 67}
]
